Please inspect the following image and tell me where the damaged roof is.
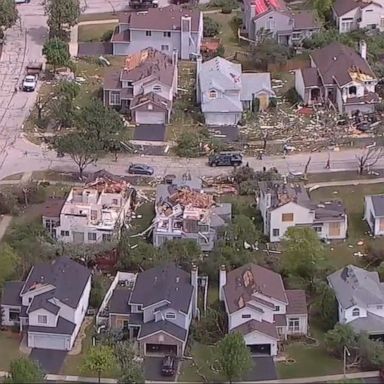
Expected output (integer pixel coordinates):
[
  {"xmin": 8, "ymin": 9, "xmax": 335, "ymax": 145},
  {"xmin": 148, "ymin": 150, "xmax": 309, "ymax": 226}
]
[
  {"xmin": 301, "ymin": 67, "xmax": 322, "ymax": 88},
  {"xmin": 292, "ymin": 10, "xmax": 320, "ymax": 30},
  {"xmin": 131, "ymin": 92, "xmax": 172, "ymax": 112}
]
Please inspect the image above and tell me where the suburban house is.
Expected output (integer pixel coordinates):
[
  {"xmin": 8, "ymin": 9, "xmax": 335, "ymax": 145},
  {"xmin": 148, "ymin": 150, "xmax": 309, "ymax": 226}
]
[
  {"xmin": 242, "ymin": 0, "xmax": 320, "ymax": 46},
  {"xmin": 328, "ymin": 265, "xmax": 384, "ymax": 337},
  {"xmin": 103, "ymin": 48, "xmax": 177, "ymax": 125},
  {"xmin": 258, "ymin": 181, "xmax": 348, "ymax": 242},
  {"xmin": 295, "ymin": 41, "xmax": 379, "ymax": 115},
  {"xmin": 96, "ymin": 264, "xmax": 198, "ymax": 357},
  {"xmin": 111, "ymin": 5, "xmax": 203, "ymax": 60},
  {"xmin": 42, "ymin": 176, "xmax": 134, "ymax": 244},
  {"xmin": 1, "ymin": 257, "xmax": 91, "ymax": 351},
  {"xmin": 153, "ymin": 178, "xmax": 232, "ymax": 251},
  {"xmin": 220, "ymin": 264, "xmax": 308, "ymax": 356},
  {"xmin": 364, "ymin": 194, "xmax": 384, "ymax": 236},
  {"xmin": 196, "ymin": 56, "xmax": 275, "ymax": 126},
  {"xmin": 332, "ymin": 0, "xmax": 384, "ymax": 33}
]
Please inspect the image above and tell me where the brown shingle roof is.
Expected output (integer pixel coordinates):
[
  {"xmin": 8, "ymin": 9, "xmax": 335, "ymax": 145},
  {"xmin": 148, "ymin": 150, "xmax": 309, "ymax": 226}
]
[
  {"xmin": 301, "ymin": 67, "xmax": 322, "ymax": 88},
  {"xmin": 274, "ymin": 314, "xmax": 287, "ymax": 326},
  {"xmin": 223, "ymin": 264, "xmax": 288, "ymax": 314},
  {"xmin": 103, "ymin": 69, "xmax": 122, "ymax": 90},
  {"xmin": 231, "ymin": 319, "xmax": 279, "ymax": 339},
  {"xmin": 286, "ymin": 290, "xmax": 307, "ymax": 315},
  {"xmin": 292, "ymin": 10, "xmax": 320, "ymax": 30},
  {"xmin": 111, "ymin": 27, "xmax": 130, "ymax": 43},
  {"xmin": 41, "ymin": 198, "xmax": 65, "ymax": 218},
  {"xmin": 332, "ymin": 0, "xmax": 375, "ymax": 16},
  {"xmin": 131, "ymin": 92, "xmax": 171, "ymax": 112},
  {"xmin": 311, "ymin": 42, "xmax": 376, "ymax": 86}
]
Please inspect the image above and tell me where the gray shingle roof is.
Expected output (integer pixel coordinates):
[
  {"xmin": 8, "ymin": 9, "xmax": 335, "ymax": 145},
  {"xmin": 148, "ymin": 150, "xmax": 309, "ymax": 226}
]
[
  {"xmin": 231, "ymin": 319, "xmax": 278, "ymax": 339},
  {"xmin": 369, "ymin": 195, "xmax": 384, "ymax": 217},
  {"xmin": 332, "ymin": 0, "xmax": 373, "ymax": 16},
  {"xmin": 129, "ymin": 263, "xmax": 193, "ymax": 314},
  {"xmin": 314, "ymin": 200, "xmax": 346, "ymax": 221},
  {"xmin": 137, "ymin": 320, "xmax": 188, "ymax": 341},
  {"xmin": 1, "ymin": 281, "xmax": 23, "ymax": 306},
  {"xmin": 328, "ymin": 265, "xmax": 384, "ymax": 309},
  {"xmin": 240, "ymin": 73, "xmax": 275, "ymax": 102},
  {"xmin": 349, "ymin": 312, "xmax": 384, "ymax": 334},
  {"xmin": 22, "ymin": 257, "xmax": 91, "ymax": 309},
  {"xmin": 286, "ymin": 290, "xmax": 307, "ymax": 315},
  {"xmin": 28, "ymin": 316, "xmax": 76, "ymax": 335},
  {"xmin": 28, "ymin": 291, "xmax": 60, "ymax": 315},
  {"xmin": 109, "ymin": 287, "xmax": 132, "ymax": 314}
]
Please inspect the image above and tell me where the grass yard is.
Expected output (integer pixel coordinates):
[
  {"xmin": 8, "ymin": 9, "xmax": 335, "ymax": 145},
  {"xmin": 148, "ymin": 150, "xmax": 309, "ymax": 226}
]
[
  {"xmin": 0, "ymin": 331, "xmax": 23, "ymax": 370},
  {"xmin": 79, "ymin": 12, "xmax": 118, "ymax": 22},
  {"xmin": 78, "ymin": 22, "xmax": 117, "ymax": 42}
]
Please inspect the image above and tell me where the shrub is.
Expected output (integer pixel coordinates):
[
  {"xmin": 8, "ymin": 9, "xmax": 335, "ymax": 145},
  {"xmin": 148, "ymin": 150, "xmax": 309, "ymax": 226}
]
[
  {"xmin": 101, "ymin": 29, "xmax": 113, "ymax": 42},
  {"xmin": 203, "ymin": 16, "xmax": 220, "ymax": 37},
  {"xmin": 221, "ymin": 6, "xmax": 232, "ymax": 13},
  {"xmin": 0, "ymin": 192, "xmax": 19, "ymax": 215},
  {"xmin": 284, "ymin": 87, "xmax": 301, "ymax": 105}
]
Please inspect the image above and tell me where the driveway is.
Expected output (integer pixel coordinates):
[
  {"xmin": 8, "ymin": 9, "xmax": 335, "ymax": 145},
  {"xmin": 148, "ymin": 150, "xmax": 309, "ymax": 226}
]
[
  {"xmin": 241, "ymin": 357, "xmax": 278, "ymax": 382},
  {"xmin": 133, "ymin": 124, "xmax": 167, "ymax": 142},
  {"xmin": 143, "ymin": 357, "xmax": 178, "ymax": 382},
  {"xmin": 30, "ymin": 348, "xmax": 67, "ymax": 374}
]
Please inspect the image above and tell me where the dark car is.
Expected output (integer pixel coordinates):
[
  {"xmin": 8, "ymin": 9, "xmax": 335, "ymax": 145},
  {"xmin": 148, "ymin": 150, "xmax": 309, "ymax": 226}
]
[
  {"xmin": 161, "ymin": 355, "xmax": 176, "ymax": 377},
  {"xmin": 128, "ymin": 163, "xmax": 154, "ymax": 175},
  {"xmin": 208, "ymin": 152, "xmax": 243, "ymax": 167}
]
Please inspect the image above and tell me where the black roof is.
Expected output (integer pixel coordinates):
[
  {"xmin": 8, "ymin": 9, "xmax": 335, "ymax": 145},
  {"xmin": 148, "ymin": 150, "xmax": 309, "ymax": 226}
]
[
  {"xmin": 22, "ymin": 257, "xmax": 91, "ymax": 309},
  {"xmin": 109, "ymin": 287, "xmax": 132, "ymax": 314},
  {"xmin": 137, "ymin": 320, "xmax": 188, "ymax": 342},
  {"xmin": 29, "ymin": 316, "xmax": 76, "ymax": 335},
  {"xmin": 129, "ymin": 264, "xmax": 193, "ymax": 314},
  {"xmin": 1, "ymin": 281, "xmax": 23, "ymax": 306},
  {"xmin": 28, "ymin": 291, "xmax": 60, "ymax": 315}
]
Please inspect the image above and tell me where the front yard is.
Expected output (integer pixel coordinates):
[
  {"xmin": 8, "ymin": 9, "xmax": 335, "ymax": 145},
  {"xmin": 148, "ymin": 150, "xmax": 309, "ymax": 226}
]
[
  {"xmin": 0, "ymin": 331, "xmax": 23, "ymax": 371},
  {"xmin": 78, "ymin": 23, "xmax": 117, "ymax": 43}
]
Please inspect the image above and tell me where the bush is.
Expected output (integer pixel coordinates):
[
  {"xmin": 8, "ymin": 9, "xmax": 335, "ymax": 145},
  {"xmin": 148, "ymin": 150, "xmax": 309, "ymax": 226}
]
[
  {"xmin": 221, "ymin": 6, "xmax": 232, "ymax": 13},
  {"xmin": 13, "ymin": 182, "xmax": 48, "ymax": 205},
  {"xmin": 0, "ymin": 192, "xmax": 19, "ymax": 215},
  {"xmin": 208, "ymin": 0, "xmax": 237, "ymax": 9},
  {"xmin": 101, "ymin": 29, "xmax": 113, "ymax": 42},
  {"xmin": 203, "ymin": 16, "xmax": 220, "ymax": 37},
  {"xmin": 285, "ymin": 87, "xmax": 301, "ymax": 105}
]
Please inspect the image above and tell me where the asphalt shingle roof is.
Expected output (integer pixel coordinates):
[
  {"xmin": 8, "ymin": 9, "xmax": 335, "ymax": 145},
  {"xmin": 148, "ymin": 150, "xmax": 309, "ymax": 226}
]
[
  {"xmin": 231, "ymin": 319, "xmax": 279, "ymax": 339},
  {"xmin": 349, "ymin": 312, "xmax": 384, "ymax": 334},
  {"xmin": 1, "ymin": 281, "xmax": 23, "ymax": 306},
  {"xmin": 28, "ymin": 316, "xmax": 76, "ymax": 335},
  {"xmin": 369, "ymin": 195, "xmax": 384, "ymax": 217},
  {"xmin": 286, "ymin": 290, "xmax": 307, "ymax": 315},
  {"xmin": 109, "ymin": 287, "xmax": 132, "ymax": 314},
  {"xmin": 137, "ymin": 320, "xmax": 188, "ymax": 341},
  {"xmin": 28, "ymin": 291, "xmax": 60, "ymax": 315}
]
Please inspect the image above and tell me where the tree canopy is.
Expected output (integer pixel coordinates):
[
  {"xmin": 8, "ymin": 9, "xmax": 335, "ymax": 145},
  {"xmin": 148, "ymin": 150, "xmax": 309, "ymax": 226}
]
[
  {"xmin": 324, "ymin": 324, "xmax": 357, "ymax": 358},
  {"xmin": 0, "ymin": 244, "xmax": 19, "ymax": 287},
  {"xmin": 0, "ymin": 0, "xmax": 18, "ymax": 29},
  {"xmin": 45, "ymin": 0, "xmax": 80, "ymax": 38},
  {"xmin": 42, "ymin": 38, "xmax": 70, "ymax": 71},
  {"xmin": 82, "ymin": 345, "xmax": 116, "ymax": 383},
  {"xmin": 312, "ymin": 280, "xmax": 338, "ymax": 331},
  {"xmin": 5, "ymin": 358, "xmax": 44, "ymax": 384},
  {"xmin": 203, "ymin": 16, "xmax": 220, "ymax": 37}
]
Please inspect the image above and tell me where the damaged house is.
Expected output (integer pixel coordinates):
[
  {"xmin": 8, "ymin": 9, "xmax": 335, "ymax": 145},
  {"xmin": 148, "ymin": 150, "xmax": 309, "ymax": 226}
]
[
  {"xmin": 295, "ymin": 41, "xmax": 379, "ymax": 116},
  {"xmin": 258, "ymin": 181, "xmax": 348, "ymax": 242},
  {"xmin": 153, "ymin": 178, "xmax": 232, "ymax": 251}
]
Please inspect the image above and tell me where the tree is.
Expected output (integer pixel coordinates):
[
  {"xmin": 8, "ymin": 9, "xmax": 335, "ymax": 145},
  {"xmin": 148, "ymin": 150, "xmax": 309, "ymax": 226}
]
[
  {"xmin": 5, "ymin": 358, "xmax": 44, "ymax": 383},
  {"xmin": 0, "ymin": 0, "xmax": 18, "ymax": 29},
  {"xmin": 45, "ymin": 0, "xmax": 80, "ymax": 39},
  {"xmin": 42, "ymin": 38, "xmax": 70, "ymax": 71},
  {"xmin": 324, "ymin": 324, "xmax": 358, "ymax": 358},
  {"xmin": 203, "ymin": 16, "xmax": 220, "ymax": 37},
  {"xmin": 82, "ymin": 345, "xmax": 116, "ymax": 383},
  {"xmin": 312, "ymin": 281, "xmax": 337, "ymax": 331},
  {"xmin": 55, "ymin": 132, "xmax": 102, "ymax": 179},
  {"xmin": 118, "ymin": 238, "xmax": 158, "ymax": 271},
  {"xmin": 281, "ymin": 227, "xmax": 326, "ymax": 291},
  {"xmin": 313, "ymin": 0, "xmax": 333, "ymax": 20},
  {"xmin": 358, "ymin": 333, "xmax": 384, "ymax": 370},
  {"xmin": 0, "ymin": 244, "xmax": 20, "ymax": 287},
  {"xmin": 216, "ymin": 333, "xmax": 252, "ymax": 383},
  {"xmin": 227, "ymin": 215, "xmax": 260, "ymax": 246},
  {"xmin": 157, "ymin": 239, "xmax": 201, "ymax": 268},
  {"xmin": 89, "ymin": 275, "xmax": 107, "ymax": 309},
  {"xmin": 118, "ymin": 368, "xmax": 145, "ymax": 384},
  {"xmin": 355, "ymin": 147, "xmax": 384, "ymax": 175}
]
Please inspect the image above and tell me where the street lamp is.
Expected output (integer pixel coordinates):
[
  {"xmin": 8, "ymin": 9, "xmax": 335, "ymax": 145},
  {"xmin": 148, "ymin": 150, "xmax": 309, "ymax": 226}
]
[{"xmin": 343, "ymin": 345, "xmax": 351, "ymax": 378}]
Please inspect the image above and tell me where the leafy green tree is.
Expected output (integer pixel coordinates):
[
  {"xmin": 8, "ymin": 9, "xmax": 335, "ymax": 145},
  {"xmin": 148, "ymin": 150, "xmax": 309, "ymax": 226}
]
[
  {"xmin": 0, "ymin": 0, "xmax": 18, "ymax": 29},
  {"xmin": 89, "ymin": 275, "xmax": 108, "ymax": 309},
  {"xmin": 157, "ymin": 239, "xmax": 201, "ymax": 268},
  {"xmin": 5, "ymin": 358, "xmax": 44, "ymax": 383},
  {"xmin": 313, "ymin": 0, "xmax": 333, "ymax": 20},
  {"xmin": 312, "ymin": 280, "xmax": 337, "ymax": 331},
  {"xmin": 55, "ymin": 132, "xmax": 102, "ymax": 179},
  {"xmin": 0, "ymin": 244, "xmax": 19, "ymax": 287},
  {"xmin": 203, "ymin": 16, "xmax": 220, "ymax": 37},
  {"xmin": 42, "ymin": 38, "xmax": 70, "ymax": 71},
  {"xmin": 118, "ymin": 369, "xmax": 144, "ymax": 384},
  {"xmin": 324, "ymin": 324, "xmax": 357, "ymax": 358},
  {"xmin": 228, "ymin": 214, "xmax": 260, "ymax": 246},
  {"xmin": 358, "ymin": 333, "xmax": 384, "ymax": 370},
  {"xmin": 82, "ymin": 345, "xmax": 116, "ymax": 383},
  {"xmin": 216, "ymin": 333, "xmax": 252, "ymax": 383},
  {"xmin": 45, "ymin": 0, "xmax": 80, "ymax": 39}
]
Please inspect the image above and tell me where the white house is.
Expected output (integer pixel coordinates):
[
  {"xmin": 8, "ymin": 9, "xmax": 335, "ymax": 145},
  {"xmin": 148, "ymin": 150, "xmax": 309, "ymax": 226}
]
[
  {"xmin": 364, "ymin": 194, "xmax": 384, "ymax": 236},
  {"xmin": 220, "ymin": 264, "xmax": 308, "ymax": 356},
  {"xmin": 258, "ymin": 181, "xmax": 348, "ymax": 242},
  {"xmin": 328, "ymin": 265, "xmax": 384, "ymax": 336},
  {"xmin": 1, "ymin": 257, "xmax": 91, "ymax": 351}
]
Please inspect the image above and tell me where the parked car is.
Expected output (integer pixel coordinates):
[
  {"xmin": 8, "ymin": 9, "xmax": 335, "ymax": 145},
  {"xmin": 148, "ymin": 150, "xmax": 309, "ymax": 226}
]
[
  {"xmin": 22, "ymin": 75, "xmax": 37, "ymax": 92},
  {"xmin": 208, "ymin": 152, "xmax": 243, "ymax": 167},
  {"xmin": 161, "ymin": 356, "xmax": 176, "ymax": 377},
  {"xmin": 128, "ymin": 163, "xmax": 154, "ymax": 175}
]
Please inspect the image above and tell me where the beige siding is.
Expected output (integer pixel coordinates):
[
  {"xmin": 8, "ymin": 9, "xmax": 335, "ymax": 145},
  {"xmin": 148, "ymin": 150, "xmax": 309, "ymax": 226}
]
[
  {"xmin": 109, "ymin": 314, "xmax": 130, "ymax": 329},
  {"xmin": 139, "ymin": 331, "xmax": 184, "ymax": 357}
]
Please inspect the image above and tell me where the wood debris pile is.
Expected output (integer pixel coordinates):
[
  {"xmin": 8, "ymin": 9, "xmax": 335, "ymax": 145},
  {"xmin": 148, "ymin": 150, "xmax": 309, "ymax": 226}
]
[{"xmin": 169, "ymin": 188, "xmax": 214, "ymax": 209}]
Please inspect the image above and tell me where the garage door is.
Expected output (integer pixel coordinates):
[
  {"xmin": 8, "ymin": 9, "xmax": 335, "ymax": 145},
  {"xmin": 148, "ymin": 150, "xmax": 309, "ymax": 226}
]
[
  {"xmin": 248, "ymin": 344, "xmax": 271, "ymax": 355},
  {"xmin": 145, "ymin": 343, "xmax": 177, "ymax": 355},
  {"xmin": 135, "ymin": 111, "xmax": 165, "ymax": 125},
  {"xmin": 29, "ymin": 333, "xmax": 67, "ymax": 350}
]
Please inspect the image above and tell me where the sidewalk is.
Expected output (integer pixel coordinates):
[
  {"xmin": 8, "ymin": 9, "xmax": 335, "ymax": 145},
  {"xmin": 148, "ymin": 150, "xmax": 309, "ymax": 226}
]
[{"xmin": 307, "ymin": 177, "xmax": 384, "ymax": 189}]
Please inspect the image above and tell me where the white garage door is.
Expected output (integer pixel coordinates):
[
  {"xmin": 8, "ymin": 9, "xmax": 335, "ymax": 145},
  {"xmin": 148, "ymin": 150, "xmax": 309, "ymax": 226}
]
[
  {"xmin": 135, "ymin": 111, "xmax": 165, "ymax": 124},
  {"xmin": 29, "ymin": 333, "xmax": 67, "ymax": 350}
]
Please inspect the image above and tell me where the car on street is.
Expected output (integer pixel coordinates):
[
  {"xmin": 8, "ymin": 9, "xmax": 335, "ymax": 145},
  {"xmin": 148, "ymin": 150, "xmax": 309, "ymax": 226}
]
[
  {"xmin": 128, "ymin": 163, "xmax": 154, "ymax": 175},
  {"xmin": 161, "ymin": 356, "xmax": 176, "ymax": 377},
  {"xmin": 22, "ymin": 75, "xmax": 37, "ymax": 92},
  {"xmin": 208, "ymin": 152, "xmax": 243, "ymax": 167}
]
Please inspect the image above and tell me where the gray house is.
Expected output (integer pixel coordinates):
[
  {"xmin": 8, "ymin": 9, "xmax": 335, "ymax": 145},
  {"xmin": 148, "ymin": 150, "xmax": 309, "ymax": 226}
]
[
  {"xmin": 196, "ymin": 56, "xmax": 275, "ymax": 126},
  {"xmin": 153, "ymin": 178, "xmax": 231, "ymax": 251},
  {"xmin": 111, "ymin": 5, "xmax": 203, "ymax": 60},
  {"xmin": 242, "ymin": 0, "xmax": 320, "ymax": 45}
]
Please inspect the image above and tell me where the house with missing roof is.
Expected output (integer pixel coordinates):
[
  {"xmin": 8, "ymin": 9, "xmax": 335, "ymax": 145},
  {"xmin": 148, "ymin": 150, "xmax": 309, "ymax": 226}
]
[
  {"xmin": 196, "ymin": 56, "xmax": 275, "ymax": 126},
  {"xmin": 153, "ymin": 178, "xmax": 232, "ymax": 251},
  {"xmin": 258, "ymin": 181, "xmax": 348, "ymax": 242},
  {"xmin": 295, "ymin": 41, "xmax": 379, "ymax": 116},
  {"xmin": 103, "ymin": 48, "xmax": 177, "ymax": 125},
  {"xmin": 328, "ymin": 265, "xmax": 384, "ymax": 337},
  {"xmin": 332, "ymin": 0, "xmax": 384, "ymax": 33},
  {"xmin": 1, "ymin": 257, "xmax": 91, "ymax": 351},
  {"xmin": 111, "ymin": 5, "xmax": 203, "ymax": 60},
  {"xmin": 220, "ymin": 264, "xmax": 308, "ymax": 356},
  {"xmin": 96, "ymin": 264, "xmax": 198, "ymax": 357},
  {"xmin": 242, "ymin": 0, "xmax": 320, "ymax": 46},
  {"xmin": 364, "ymin": 194, "xmax": 384, "ymax": 236}
]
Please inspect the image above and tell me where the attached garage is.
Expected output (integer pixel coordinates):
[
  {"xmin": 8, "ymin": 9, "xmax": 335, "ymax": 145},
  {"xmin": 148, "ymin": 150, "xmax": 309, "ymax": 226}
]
[
  {"xmin": 248, "ymin": 343, "xmax": 271, "ymax": 355},
  {"xmin": 28, "ymin": 332, "xmax": 70, "ymax": 351},
  {"xmin": 145, "ymin": 343, "xmax": 178, "ymax": 355},
  {"xmin": 135, "ymin": 111, "xmax": 166, "ymax": 125}
]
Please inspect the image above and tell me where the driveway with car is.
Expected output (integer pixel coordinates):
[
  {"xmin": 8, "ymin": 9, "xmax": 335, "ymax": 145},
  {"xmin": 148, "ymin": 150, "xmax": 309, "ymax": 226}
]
[{"xmin": 143, "ymin": 357, "xmax": 178, "ymax": 382}]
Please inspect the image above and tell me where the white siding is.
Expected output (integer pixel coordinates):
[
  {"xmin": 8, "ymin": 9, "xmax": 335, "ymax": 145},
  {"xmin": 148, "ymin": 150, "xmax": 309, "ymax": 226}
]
[
  {"xmin": 294, "ymin": 69, "xmax": 306, "ymax": 103},
  {"xmin": 343, "ymin": 305, "xmax": 367, "ymax": 323},
  {"xmin": 229, "ymin": 307, "xmax": 264, "ymax": 330},
  {"xmin": 135, "ymin": 111, "xmax": 166, "ymax": 124},
  {"xmin": 204, "ymin": 112, "xmax": 242, "ymax": 126},
  {"xmin": 2, "ymin": 305, "xmax": 20, "ymax": 326},
  {"xmin": 243, "ymin": 331, "xmax": 278, "ymax": 356},
  {"xmin": 28, "ymin": 333, "xmax": 70, "ymax": 350},
  {"xmin": 28, "ymin": 309, "xmax": 58, "ymax": 327},
  {"xmin": 286, "ymin": 314, "xmax": 308, "ymax": 335},
  {"xmin": 359, "ymin": 3, "xmax": 383, "ymax": 30}
]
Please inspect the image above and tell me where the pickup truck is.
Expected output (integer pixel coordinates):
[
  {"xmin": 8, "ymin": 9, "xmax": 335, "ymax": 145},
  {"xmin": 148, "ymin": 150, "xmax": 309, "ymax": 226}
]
[{"xmin": 22, "ymin": 74, "xmax": 37, "ymax": 92}]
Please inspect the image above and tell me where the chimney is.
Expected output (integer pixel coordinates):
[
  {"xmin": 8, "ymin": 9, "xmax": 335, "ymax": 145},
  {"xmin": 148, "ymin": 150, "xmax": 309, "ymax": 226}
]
[
  {"xmin": 191, "ymin": 264, "xmax": 199, "ymax": 318},
  {"xmin": 172, "ymin": 49, "xmax": 178, "ymax": 66},
  {"xmin": 219, "ymin": 265, "xmax": 226, "ymax": 301},
  {"xmin": 360, "ymin": 40, "xmax": 367, "ymax": 60}
]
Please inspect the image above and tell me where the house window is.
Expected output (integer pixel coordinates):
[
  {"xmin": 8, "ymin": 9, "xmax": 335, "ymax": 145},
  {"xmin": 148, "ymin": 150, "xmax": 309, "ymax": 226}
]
[
  {"xmin": 313, "ymin": 226, "xmax": 322, "ymax": 233},
  {"xmin": 288, "ymin": 318, "xmax": 300, "ymax": 332},
  {"xmin": 90, "ymin": 210, "xmax": 97, "ymax": 220},
  {"xmin": 352, "ymin": 308, "xmax": 360, "ymax": 317},
  {"xmin": 272, "ymin": 228, "xmax": 279, "ymax": 237},
  {"xmin": 242, "ymin": 314, "xmax": 251, "ymax": 319},
  {"xmin": 102, "ymin": 233, "xmax": 112, "ymax": 241},
  {"xmin": 145, "ymin": 30, "xmax": 152, "ymax": 36},
  {"xmin": 9, "ymin": 311, "xmax": 20, "ymax": 321},
  {"xmin": 377, "ymin": 305, "xmax": 383, "ymax": 310},
  {"xmin": 349, "ymin": 86, "xmax": 357, "ymax": 95},
  {"xmin": 166, "ymin": 312, "xmax": 176, "ymax": 319},
  {"xmin": 292, "ymin": 32, "xmax": 301, "ymax": 40},
  {"xmin": 209, "ymin": 90, "xmax": 217, "ymax": 99},
  {"xmin": 153, "ymin": 85, "xmax": 161, "ymax": 93},
  {"xmin": 60, "ymin": 230, "xmax": 69, "ymax": 237},
  {"xmin": 88, "ymin": 233, "xmax": 97, "ymax": 241},
  {"xmin": 163, "ymin": 31, "xmax": 171, "ymax": 37},
  {"xmin": 29, "ymin": 297, "xmax": 32, "ymax": 303},
  {"xmin": 341, "ymin": 18, "xmax": 353, "ymax": 32},
  {"xmin": 110, "ymin": 91, "xmax": 121, "ymax": 106},
  {"xmin": 148, "ymin": 104, "xmax": 153, "ymax": 110},
  {"xmin": 274, "ymin": 306, "xmax": 280, "ymax": 312},
  {"xmin": 137, "ymin": 305, "xmax": 143, "ymax": 311},
  {"xmin": 112, "ymin": 199, "xmax": 118, "ymax": 205},
  {"xmin": 161, "ymin": 44, "xmax": 169, "ymax": 51},
  {"xmin": 282, "ymin": 213, "xmax": 294, "ymax": 222},
  {"xmin": 123, "ymin": 320, "xmax": 129, "ymax": 329},
  {"xmin": 267, "ymin": 17, "xmax": 275, "ymax": 30},
  {"xmin": 38, "ymin": 315, "xmax": 47, "ymax": 324}
]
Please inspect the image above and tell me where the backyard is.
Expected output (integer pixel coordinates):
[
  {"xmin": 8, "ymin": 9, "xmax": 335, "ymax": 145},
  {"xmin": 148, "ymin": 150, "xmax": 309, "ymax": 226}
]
[
  {"xmin": 0, "ymin": 331, "xmax": 23, "ymax": 371},
  {"xmin": 78, "ymin": 22, "xmax": 117, "ymax": 43}
]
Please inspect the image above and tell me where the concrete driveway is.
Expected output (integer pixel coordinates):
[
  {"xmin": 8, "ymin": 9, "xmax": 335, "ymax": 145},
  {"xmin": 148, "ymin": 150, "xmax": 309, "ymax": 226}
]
[
  {"xmin": 133, "ymin": 124, "xmax": 167, "ymax": 142},
  {"xmin": 30, "ymin": 348, "xmax": 67, "ymax": 374},
  {"xmin": 143, "ymin": 356, "xmax": 178, "ymax": 382},
  {"xmin": 241, "ymin": 357, "xmax": 278, "ymax": 382}
]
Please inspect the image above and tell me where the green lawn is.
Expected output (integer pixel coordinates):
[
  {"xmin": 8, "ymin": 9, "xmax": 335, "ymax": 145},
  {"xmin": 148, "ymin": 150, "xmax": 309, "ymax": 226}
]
[
  {"xmin": 79, "ymin": 12, "xmax": 117, "ymax": 22},
  {"xmin": 78, "ymin": 23, "xmax": 117, "ymax": 42},
  {"xmin": 0, "ymin": 331, "xmax": 23, "ymax": 370}
]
